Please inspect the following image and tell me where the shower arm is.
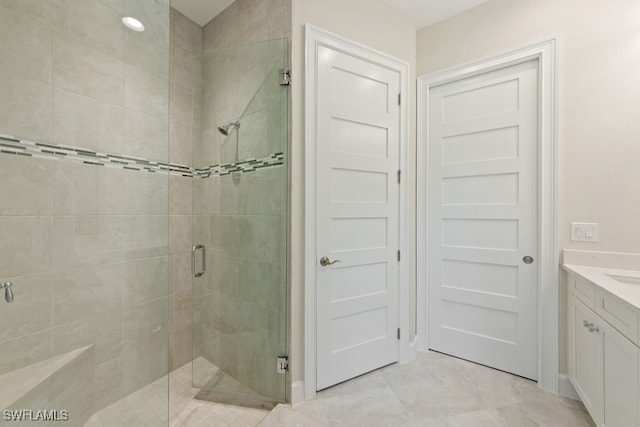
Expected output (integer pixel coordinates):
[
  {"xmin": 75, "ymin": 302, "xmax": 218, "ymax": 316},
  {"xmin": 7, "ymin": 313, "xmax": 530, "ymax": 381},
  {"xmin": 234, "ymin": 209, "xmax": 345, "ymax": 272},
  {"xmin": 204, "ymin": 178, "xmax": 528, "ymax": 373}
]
[{"xmin": 218, "ymin": 56, "xmax": 285, "ymax": 136}]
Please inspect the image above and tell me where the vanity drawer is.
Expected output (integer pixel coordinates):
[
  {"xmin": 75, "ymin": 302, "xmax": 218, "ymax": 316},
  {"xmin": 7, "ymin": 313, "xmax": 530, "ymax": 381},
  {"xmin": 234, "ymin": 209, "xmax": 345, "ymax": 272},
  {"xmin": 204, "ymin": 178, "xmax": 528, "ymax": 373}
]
[
  {"xmin": 570, "ymin": 273, "xmax": 596, "ymax": 308},
  {"xmin": 595, "ymin": 289, "xmax": 639, "ymax": 345}
]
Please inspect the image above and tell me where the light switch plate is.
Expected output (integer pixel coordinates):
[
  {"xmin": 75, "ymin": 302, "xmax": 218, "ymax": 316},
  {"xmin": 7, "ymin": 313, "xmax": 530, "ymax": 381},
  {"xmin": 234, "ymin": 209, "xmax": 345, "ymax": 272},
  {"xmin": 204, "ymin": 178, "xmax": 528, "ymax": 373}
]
[{"xmin": 571, "ymin": 223, "xmax": 599, "ymax": 242}]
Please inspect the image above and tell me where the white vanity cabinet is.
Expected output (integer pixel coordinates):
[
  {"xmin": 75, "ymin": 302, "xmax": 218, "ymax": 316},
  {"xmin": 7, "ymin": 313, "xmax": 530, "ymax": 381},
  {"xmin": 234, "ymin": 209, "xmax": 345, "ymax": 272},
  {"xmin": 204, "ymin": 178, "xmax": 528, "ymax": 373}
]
[
  {"xmin": 566, "ymin": 271, "xmax": 640, "ymax": 427},
  {"xmin": 601, "ymin": 318, "xmax": 639, "ymax": 427},
  {"xmin": 568, "ymin": 294, "xmax": 602, "ymax": 422}
]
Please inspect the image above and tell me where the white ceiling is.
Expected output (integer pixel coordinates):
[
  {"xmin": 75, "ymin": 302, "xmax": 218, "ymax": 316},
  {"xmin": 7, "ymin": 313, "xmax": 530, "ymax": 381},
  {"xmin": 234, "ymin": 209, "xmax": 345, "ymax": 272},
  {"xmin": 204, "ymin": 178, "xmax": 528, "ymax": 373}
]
[
  {"xmin": 170, "ymin": 0, "xmax": 234, "ymax": 27},
  {"xmin": 381, "ymin": 0, "xmax": 489, "ymax": 29},
  {"xmin": 171, "ymin": 0, "xmax": 489, "ymax": 29}
]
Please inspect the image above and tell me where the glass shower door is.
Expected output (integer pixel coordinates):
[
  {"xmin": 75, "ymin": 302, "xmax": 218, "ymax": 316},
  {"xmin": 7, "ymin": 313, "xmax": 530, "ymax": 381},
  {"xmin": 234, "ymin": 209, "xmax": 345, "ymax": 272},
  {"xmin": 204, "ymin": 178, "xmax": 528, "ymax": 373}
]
[{"xmin": 192, "ymin": 37, "xmax": 289, "ymax": 409}]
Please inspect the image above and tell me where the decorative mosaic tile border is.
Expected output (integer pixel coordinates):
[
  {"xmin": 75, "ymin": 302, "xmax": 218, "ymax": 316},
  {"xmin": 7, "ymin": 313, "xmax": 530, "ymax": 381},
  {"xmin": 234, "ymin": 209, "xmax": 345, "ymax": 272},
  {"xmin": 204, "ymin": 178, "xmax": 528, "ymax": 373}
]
[
  {"xmin": 0, "ymin": 134, "xmax": 284, "ymax": 179},
  {"xmin": 194, "ymin": 153, "xmax": 285, "ymax": 179}
]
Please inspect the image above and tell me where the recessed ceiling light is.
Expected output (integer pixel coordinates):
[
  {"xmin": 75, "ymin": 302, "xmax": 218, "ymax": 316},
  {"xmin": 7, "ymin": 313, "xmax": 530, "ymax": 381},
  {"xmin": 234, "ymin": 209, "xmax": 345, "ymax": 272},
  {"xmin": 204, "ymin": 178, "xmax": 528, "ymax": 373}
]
[{"xmin": 122, "ymin": 16, "xmax": 145, "ymax": 32}]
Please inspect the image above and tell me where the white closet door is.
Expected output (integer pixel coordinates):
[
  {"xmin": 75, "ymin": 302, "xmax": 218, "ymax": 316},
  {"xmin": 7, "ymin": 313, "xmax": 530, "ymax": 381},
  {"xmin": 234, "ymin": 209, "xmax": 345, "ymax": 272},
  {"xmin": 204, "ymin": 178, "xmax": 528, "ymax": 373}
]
[
  {"xmin": 315, "ymin": 45, "xmax": 401, "ymax": 390},
  {"xmin": 428, "ymin": 59, "xmax": 539, "ymax": 380}
]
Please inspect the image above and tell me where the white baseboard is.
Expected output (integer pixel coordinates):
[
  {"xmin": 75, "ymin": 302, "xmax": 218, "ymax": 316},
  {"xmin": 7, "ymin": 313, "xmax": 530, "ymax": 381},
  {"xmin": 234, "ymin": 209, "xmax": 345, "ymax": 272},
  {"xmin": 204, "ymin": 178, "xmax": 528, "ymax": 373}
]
[
  {"xmin": 290, "ymin": 380, "xmax": 305, "ymax": 405},
  {"xmin": 558, "ymin": 374, "xmax": 580, "ymax": 400}
]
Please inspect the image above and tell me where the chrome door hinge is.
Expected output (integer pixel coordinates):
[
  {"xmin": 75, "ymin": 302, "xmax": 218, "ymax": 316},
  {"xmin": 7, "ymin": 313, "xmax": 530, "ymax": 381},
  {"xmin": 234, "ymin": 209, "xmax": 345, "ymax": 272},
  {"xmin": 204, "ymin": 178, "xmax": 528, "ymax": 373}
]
[
  {"xmin": 397, "ymin": 170, "xmax": 401, "ymax": 184},
  {"xmin": 397, "ymin": 328, "xmax": 401, "ymax": 340},
  {"xmin": 397, "ymin": 250, "xmax": 400, "ymax": 262},
  {"xmin": 398, "ymin": 93, "xmax": 401, "ymax": 105},
  {"xmin": 277, "ymin": 356, "xmax": 289, "ymax": 374},
  {"xmin": 280, "ymin": 69, "xmax": 291, "ymax": 86}
]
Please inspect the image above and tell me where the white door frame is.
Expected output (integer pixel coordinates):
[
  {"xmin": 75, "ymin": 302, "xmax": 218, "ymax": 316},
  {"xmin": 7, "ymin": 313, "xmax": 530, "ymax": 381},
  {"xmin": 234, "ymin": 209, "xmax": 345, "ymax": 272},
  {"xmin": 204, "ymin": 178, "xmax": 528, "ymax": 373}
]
[
  {"xmin": 304, "ymin": 24, "xmax": 410, "ymax": 401},
  {"xmin": 417, "ymin": 39, "xmax": 559, "ymax": 392}
]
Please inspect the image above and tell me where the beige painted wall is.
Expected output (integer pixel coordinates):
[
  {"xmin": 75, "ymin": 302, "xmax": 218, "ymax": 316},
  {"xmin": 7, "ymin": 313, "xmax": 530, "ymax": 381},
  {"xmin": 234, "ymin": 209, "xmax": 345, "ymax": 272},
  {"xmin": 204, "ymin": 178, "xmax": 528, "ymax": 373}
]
[
  {"xmin": 290, "ymin": 0, "xmax": 417, "ymax": 387},
  {"xmin": 417, "ymin": 0, "xmax": 640, "ymax": 375}
]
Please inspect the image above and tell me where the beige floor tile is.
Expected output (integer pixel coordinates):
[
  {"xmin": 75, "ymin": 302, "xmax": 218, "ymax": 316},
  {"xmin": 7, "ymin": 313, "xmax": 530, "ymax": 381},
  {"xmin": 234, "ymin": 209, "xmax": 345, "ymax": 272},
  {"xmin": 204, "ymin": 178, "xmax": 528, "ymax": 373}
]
[
  {"xmin": 87, "ymin": 352, "xmax": 593, "ymax": 427},
  {"xmin": 444, "ymin": 409, "xmax": 509, "ymax": 427},
  {"xmin": 259, "ymin": 351, "xmax": 593, "ymax": 427}
]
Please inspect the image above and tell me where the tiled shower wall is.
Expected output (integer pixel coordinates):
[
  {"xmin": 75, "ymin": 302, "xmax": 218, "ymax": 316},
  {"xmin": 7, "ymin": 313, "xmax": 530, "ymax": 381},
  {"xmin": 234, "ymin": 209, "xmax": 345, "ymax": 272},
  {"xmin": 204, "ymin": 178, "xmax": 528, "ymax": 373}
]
[
  {"xmin": 0, "ymin": 0, "xmax": 290, "ymax": 417},
  {"xmin": 168, "ymin": 8, "xmax": 202, "ymax": 372},
  {"xmin": 0, "ymin": 0, "xmax": 171, "ymax": 414},
  {"xmin": 193, "ymin": 0, "xmax": 291, "ymax": 401}
]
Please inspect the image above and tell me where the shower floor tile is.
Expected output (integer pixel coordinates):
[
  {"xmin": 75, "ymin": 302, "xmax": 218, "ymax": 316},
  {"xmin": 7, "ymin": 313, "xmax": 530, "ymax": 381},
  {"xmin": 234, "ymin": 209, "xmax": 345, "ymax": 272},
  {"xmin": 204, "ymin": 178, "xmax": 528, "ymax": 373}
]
[
  {"xmin": 84, "ymin": 359, "xmax": 269, "ymax": 427},
  {"xmin": 194, "ymin": 369, "xmax": 280, "ymax": 411}
]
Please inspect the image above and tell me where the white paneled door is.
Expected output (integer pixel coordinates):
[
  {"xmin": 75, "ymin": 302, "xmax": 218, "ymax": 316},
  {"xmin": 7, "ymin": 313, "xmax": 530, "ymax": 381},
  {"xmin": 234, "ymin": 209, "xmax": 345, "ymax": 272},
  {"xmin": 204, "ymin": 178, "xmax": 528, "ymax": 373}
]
[
  {"xmin": 315, "ymin": 45, "xmax": 401, "ymax": 390},
  {"xmin": 428, "ymin": 60, "xmax": 539, "ymax": 380}
]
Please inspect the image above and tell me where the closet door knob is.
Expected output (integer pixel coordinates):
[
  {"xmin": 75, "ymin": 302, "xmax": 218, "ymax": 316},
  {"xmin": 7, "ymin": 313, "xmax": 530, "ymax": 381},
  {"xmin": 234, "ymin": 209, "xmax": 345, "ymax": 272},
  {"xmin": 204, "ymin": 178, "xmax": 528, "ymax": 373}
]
[{"xmin": 320, "ymin": 256, "xmax": 341, "ymax": 267}]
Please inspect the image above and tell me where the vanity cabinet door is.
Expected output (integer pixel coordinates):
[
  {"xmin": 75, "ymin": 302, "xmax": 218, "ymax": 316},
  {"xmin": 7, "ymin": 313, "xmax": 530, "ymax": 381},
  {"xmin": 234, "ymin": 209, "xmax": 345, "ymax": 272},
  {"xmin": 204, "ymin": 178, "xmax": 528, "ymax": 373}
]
[
  {"xmin": 602, "ymin": 320, "xmax": 639, "ymax": 427},
  {"xmin": 569, "ymin": 296, "xmax": 603, "ymax": 425}
]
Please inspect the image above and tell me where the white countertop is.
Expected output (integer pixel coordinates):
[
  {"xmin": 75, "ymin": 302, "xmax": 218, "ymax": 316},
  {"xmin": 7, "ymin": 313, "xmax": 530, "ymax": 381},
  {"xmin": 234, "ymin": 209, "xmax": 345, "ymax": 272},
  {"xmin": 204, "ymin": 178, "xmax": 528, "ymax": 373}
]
[{"xmin": 562, "ymin": 263, "xmax": 640, "ymax": 310}]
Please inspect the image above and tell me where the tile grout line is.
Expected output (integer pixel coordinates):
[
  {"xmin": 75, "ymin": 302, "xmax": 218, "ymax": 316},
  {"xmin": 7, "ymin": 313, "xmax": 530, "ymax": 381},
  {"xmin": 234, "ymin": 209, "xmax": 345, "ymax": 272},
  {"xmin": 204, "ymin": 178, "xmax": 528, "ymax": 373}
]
[{"xmin": 48, "ymin": 0, "xmax": 55, "ymax": 370}]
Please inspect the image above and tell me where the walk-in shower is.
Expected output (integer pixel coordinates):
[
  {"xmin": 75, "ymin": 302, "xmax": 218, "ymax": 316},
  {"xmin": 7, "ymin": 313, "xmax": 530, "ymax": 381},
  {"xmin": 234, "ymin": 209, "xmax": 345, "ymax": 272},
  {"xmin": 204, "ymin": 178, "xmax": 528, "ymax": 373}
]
[{"xmin": 0, "ymin": 0, "xmax": 289, "ymax": 424}]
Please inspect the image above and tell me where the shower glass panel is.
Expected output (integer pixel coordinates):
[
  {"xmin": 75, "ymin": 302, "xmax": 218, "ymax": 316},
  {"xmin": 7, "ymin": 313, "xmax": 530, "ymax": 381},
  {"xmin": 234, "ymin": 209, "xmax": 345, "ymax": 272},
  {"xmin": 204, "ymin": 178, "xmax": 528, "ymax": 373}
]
[
  {"xmin": 192, "ymin": 37, "xmax": 288, "ymax": 409},
  {"xmin": 0, "ymin": 0, "xmax": 170, "ymax": 425}
]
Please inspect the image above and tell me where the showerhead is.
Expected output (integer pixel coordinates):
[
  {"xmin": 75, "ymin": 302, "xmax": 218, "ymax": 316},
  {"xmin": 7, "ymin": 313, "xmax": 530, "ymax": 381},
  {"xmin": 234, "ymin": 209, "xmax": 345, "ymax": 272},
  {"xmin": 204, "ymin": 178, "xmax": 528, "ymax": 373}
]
[
  {"xmin": 1, "ymin": 282, "xmax": 13, "ymax": 303},
  {"xmin": 218, "ymin": 120, "xmax": 240, "ymax": 136}
]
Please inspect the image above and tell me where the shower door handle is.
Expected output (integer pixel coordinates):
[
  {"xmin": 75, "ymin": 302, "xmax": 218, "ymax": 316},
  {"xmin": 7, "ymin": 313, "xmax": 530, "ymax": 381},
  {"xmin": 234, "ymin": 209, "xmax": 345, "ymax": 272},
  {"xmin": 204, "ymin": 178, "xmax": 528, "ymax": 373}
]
[{"xmin": 192, "ymin": 245, "xmax": 206, "ymax": 278}]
